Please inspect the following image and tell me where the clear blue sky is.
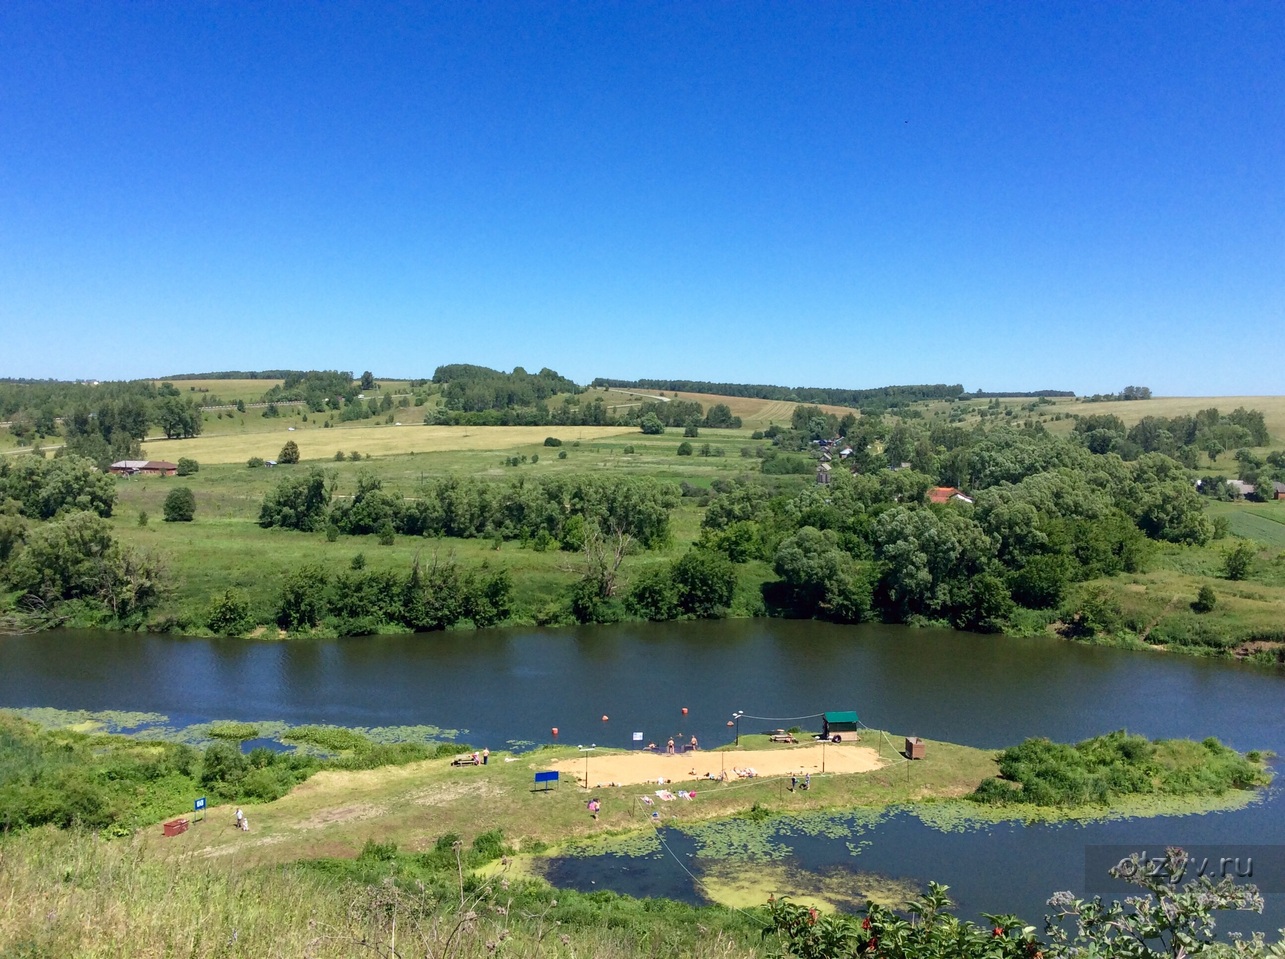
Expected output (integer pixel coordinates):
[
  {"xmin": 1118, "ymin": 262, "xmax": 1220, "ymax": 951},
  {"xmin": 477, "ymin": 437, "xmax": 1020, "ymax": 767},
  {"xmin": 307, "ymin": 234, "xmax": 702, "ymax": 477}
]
[{"xmin": 2, "ymin": 2, "xmax": 1282, "ymax": 394}]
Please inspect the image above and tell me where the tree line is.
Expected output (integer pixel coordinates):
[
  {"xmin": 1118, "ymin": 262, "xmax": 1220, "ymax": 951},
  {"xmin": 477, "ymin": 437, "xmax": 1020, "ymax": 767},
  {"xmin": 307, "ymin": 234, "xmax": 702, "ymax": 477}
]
[{"xmin": 591, "ymin": 377, "xmax": 965, "ymax": 411}]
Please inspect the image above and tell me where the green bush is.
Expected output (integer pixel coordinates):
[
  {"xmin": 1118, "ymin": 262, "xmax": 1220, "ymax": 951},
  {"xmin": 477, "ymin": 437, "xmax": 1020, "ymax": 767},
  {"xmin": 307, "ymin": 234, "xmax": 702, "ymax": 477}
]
[
  {"xmin": 969, "ymin": 731, "xmax": 1266, "ymax": 807},
  {"xmin": 206, "ymin": 589, "xmax": 255, "ymax": 635},
  {"xmin": 1192, "ymin": 584, "xmax": 1218, "ymax": 613},
  {"xmin": 162, "ymin": 487, "xmax": 196, "ymax": 522},
  {"xmin": 176, "ymin": 457, "xmax": 200, "ymax": 476},
  {"xmin": 677, "ymin": 441, "xmax": 693, "ymax": 456}
]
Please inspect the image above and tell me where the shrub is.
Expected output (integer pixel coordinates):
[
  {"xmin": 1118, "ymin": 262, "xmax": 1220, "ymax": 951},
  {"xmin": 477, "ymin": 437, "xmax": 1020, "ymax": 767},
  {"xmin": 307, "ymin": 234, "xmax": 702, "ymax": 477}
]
[
  {"xmin": 162, "ymin": 487, "xmax": 196, "ymax": 522},
  {"xmin": 683, "ymin": 425, "xmax": 699, "ymax": 437},
  {"xmin": 334, "ymin": 450, "xmax": 345, "ymax": 461},
  {"xmin": 640, "ymin": 412, "xmax": 665, "ymax": 435},
  {"xmin": 176, "ymin": 457, "xmax": 200, "ymax": 476},
  {"xmin": 137, "ymin": 510, "xmax": 148, "ymax": 526},
  {"xmin": 558, "ymin": 450, "xmax": 567, "ymax": 459},
  {"xmin": 677, "ymin": 441, "xmax": 693, "ymax": 456},
  {"xmin": 1224, "ymin": 540, "xmax": 1256, "ymax": 581},
  {"xmin": 543, "ymin": 437, "xmax": 562, "ymax": 447},
  {"xmin": 278, "ymin": 440, "xmax": 300, "ymax": 464},
  {"xmin": 206, "ymin": 589, "xmax": 255, "ymax": 635},
  {"xmin": 247, "ymin": 456, "xmax": 265, "ymax": 468},
  {"xmin": 349, "ymin": 451, "xmax": 362, "ymax": 461},
  {"xmin": 1192, "ymin": 584, "xmax": 1218, "ymax": 613}
]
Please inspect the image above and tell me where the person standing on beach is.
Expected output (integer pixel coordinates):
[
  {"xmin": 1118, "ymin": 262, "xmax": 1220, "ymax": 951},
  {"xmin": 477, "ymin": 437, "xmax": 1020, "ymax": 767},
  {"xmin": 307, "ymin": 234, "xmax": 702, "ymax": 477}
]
[{"xmin": 667, "ymin": 738, "xmax": 675, "ymax": 755}]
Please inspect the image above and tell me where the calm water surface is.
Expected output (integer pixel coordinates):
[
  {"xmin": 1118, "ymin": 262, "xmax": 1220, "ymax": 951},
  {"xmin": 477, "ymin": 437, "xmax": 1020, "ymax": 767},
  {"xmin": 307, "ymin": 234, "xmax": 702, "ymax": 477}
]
[{"xmin": 3, "ymin": 620, "xmax": 1283, "ymax": 926}]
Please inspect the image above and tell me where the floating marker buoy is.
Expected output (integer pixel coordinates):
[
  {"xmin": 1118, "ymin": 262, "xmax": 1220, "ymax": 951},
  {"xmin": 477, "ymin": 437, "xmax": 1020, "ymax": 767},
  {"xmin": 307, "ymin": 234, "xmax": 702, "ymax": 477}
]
[
  {"xmin": 601, "ymin": 715, "xmax": 609, "ymax": 722},
  {"xmin": 681, "ymin": 707, "xmax": 688, "ymax": 715},
  {"xmin": 552, "ymin": 727, "xmax": 559, "ymax": 737},
  {"xmin": 726, "ymin": 720, "xmax": 734, "ymax": 727}
]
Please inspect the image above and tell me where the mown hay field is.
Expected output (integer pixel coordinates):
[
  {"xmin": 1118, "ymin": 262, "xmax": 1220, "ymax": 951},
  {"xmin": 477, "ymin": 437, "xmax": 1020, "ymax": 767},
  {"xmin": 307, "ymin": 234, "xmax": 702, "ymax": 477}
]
[
  {"xmin": 149, "ymin": 378, "xmax": 284, "ymax": 404},
  {"xmin": 1042, "ymin": 396, "xmax": 1285, "ymax": 445},
  {"xmin": 143, "ymin": 424, "xmax": 636, "ymax": 464},
  {"xmin": 587, "ymin": 387, "xmax": 852, "ymax": 429}
]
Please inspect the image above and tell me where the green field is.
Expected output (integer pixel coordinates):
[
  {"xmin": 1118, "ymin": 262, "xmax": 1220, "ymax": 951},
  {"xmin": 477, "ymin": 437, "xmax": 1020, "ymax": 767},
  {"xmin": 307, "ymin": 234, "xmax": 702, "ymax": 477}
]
[{"xmin": 1207, "ymin": 500, "xmax": 1285, "ymax": 549}]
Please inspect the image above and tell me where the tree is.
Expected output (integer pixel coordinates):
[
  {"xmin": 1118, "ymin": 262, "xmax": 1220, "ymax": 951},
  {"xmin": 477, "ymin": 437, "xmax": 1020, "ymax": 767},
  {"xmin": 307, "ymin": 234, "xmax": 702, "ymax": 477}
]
[
  {"xmin": 670, "ymin": 549, "xmax": 737, "ymax": 618},
  {"xmin": 176, "ymin": 457, "xmax": 199, "ymax": 476},
  {"xmin": 154, "ymin": 396, "xmax": 203, "ymax": 439},
  {"xmin": 0, "ymin": 453, "xmax": 115, "ymax": 519},
  {"xmin": 1224, "ymin": 540, "xmax": 1256, "ymax": 581},
  {"xmin": 1192, "ymin": 585, "xmax": 1217, "ymax": 613},
  {"xmin": 206, "ymin": 589, "xmax": 255, "ymax": 635},
  {"xmin": 677, "ymin": 441, "xmax": 693, "ymax": 456},
  {"xmin": 278, "ymin": 440, "xmax": 300, "ymax": 464},
  {"xmin": 640, "ymin": 412, "xmax": 665, "ymax": 435},
  {"xmin": 162, "ymin": 487, "xmax": 195, "ymax": 522},
  {"xmin": 276, "ymin": 564, "xmax": 330, "ymax": 630},
  {"xmin": 5, "ymin": 511, "xmax": 162, "ymax": 616},
  {"xmin": 258, "ymin": 468, "xmax": 332, "ymax": 531},
  {"xmin": 360, "ymin": 371, "xmax": 375, "ymax": 391}
]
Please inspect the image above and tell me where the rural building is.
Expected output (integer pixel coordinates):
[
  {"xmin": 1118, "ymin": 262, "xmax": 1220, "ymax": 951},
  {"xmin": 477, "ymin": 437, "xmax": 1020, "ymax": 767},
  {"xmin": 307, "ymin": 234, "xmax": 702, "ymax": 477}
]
[
  {"xmin": 816, "ymin": 462, "xmax": 832, "ymax": 486},
  {"xmin": 1226, "ymin": 480, "xmax": 1255, "ymax": 498},
  {"xmin": 109, "ymin": 460, "xmax": 178, "ymax": 477},
  {"xmin": 1275, "ymin": 483, "xmax": 1285, "ymax": 501},
  {"xmin": 821, "ymin": 710, "xmax": 859, "ymax": 741},
  {"xmin": 927, "ymin": 486, "xmax": 974, "ymax": 505}
]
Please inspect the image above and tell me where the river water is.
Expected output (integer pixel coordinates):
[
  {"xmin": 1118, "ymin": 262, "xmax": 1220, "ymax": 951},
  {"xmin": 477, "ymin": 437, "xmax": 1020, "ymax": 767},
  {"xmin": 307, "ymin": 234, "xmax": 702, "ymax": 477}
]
[{"xmin": 3, "ymin": 621, "xmax": 1283, "ymax": 928}]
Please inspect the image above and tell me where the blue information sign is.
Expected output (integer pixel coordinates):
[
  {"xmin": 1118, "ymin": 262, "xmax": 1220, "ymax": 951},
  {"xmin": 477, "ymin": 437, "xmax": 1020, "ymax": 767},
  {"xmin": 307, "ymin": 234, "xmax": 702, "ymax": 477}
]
[{"xmin": 194, "ymin": 797, "xmax": 207, "ymax": 811}]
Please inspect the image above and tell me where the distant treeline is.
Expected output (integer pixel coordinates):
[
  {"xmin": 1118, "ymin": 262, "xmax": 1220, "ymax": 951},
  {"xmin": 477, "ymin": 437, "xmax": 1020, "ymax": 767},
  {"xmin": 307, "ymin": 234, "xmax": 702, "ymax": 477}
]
[
  {"xmin": 160, "ymin": 371, "xmax": 305, "ymax": 380},
  {"xmin": 591, "ymin": 378, "xmax": 964, "ymax": 411},
  {"xmin": 433, "ymin": 364, "xmax": 581, "ymax": 413},
  {"xmin": 965, "ymin": 390, "xmax": 1075, "ymax": 399}
]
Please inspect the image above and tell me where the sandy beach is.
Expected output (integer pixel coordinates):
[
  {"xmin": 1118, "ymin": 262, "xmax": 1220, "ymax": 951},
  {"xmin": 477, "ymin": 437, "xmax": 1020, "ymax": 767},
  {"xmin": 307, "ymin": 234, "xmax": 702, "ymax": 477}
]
[{"xmin": 547, "ymin": 742, "xmax": 885, "ymax": 788}]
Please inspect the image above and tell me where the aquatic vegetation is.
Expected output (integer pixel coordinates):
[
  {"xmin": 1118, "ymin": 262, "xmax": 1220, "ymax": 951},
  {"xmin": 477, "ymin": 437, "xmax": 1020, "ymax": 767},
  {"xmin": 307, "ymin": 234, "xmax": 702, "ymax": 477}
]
[{"xmin": 207, "ymin": 721, "xmax": 260, "ymax": 740}]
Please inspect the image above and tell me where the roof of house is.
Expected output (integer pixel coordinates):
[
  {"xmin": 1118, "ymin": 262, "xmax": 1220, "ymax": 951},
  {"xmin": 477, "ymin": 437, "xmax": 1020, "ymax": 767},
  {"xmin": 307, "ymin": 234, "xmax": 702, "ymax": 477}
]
[
  {"xmin": 1275, "ymin": 482, "xmax": 1285, "ymax": 494},
  {"xmin": 110, "ymin": 460, "xmax": 176, "ymax": 471},
  {"xmin": 928, "ymin": 486, "xmax": 973, "ymax": 504},
  {"xmin": 1227, "ymin": 480, "xmax": 1256, "ymax": 496}
]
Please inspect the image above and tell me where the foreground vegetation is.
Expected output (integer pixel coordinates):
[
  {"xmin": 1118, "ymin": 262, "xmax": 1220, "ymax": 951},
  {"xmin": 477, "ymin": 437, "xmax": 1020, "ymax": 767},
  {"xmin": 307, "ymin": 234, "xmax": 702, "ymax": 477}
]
[{"xmin": 0, "ymin": 710, "xmax": 1278, "ymax": 958}]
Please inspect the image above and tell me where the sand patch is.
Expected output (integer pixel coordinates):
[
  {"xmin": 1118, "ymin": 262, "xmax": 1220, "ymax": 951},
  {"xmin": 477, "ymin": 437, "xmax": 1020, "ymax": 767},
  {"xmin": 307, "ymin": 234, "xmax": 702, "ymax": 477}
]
[{"xmin": 548, "ymin": 744, "xmax": 884, "ymax": 788}]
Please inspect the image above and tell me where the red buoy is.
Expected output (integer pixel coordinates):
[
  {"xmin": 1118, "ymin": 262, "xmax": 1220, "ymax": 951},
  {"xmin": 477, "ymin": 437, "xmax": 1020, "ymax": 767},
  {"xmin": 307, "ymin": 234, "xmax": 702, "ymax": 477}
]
[
  {"xmin": 551, "ymin": 727, "xmax": 559, "ymax": 737},
  {"xmin": 601, "ymin": 715, "xmax": 609, "ymax": 722},
  {"xmin": 681, "ymin": 707, "xmax": 688, "ymax": 715}
]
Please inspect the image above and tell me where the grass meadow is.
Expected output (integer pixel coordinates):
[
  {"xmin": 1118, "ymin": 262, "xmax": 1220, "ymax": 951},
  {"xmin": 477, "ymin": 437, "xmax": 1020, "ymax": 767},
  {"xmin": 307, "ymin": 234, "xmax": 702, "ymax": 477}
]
[{"xmin": 114, "ymin": 426, "xmax": 778, "ymax": 623}]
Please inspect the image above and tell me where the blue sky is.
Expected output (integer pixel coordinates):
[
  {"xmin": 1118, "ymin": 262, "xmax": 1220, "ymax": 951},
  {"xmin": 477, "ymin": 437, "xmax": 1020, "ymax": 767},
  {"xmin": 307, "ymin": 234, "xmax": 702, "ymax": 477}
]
[{"xmin": 2, "ymin": 2, "xmax": 1282, "ymax": 394}]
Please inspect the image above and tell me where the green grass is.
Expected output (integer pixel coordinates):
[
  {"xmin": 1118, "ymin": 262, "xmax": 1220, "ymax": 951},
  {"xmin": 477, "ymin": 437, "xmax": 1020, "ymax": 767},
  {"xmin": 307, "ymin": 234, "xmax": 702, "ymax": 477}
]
[
  {"xmin": 107, "ymin": 435, "xmax": 785, "ymax": 627},
  {"xmin": 1207, "ymin": 500, "xmax": 1285, "ymax": 549}
]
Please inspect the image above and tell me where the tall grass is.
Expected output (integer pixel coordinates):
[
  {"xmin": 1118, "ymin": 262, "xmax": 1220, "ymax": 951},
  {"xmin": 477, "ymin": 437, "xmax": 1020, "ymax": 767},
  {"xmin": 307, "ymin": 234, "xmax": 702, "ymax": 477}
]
[{"xmin": 0, "ymin": 827, "xmax": 767, "ymax": 958}]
